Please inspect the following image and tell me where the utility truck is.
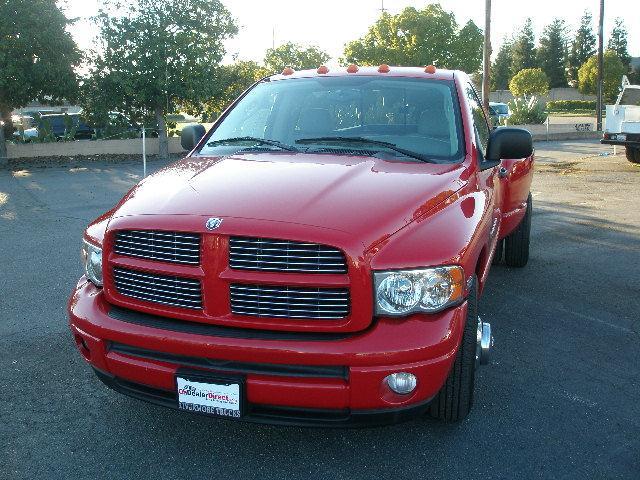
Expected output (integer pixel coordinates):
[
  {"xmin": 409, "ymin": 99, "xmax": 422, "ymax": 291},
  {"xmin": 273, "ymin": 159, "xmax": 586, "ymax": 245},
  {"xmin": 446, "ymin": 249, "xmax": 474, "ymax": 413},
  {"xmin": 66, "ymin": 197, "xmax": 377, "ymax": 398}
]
[{"xmin": 602, "ymin": 76, "xmax": 640, "ymax": 163}]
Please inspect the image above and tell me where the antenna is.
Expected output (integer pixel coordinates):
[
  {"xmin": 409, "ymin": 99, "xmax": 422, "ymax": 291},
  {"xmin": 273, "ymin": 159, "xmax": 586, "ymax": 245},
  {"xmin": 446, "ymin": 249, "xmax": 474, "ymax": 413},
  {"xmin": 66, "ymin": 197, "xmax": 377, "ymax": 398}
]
[{"xmin": 380, "ymin": 0, "xmax": 387, "ymax": 14}]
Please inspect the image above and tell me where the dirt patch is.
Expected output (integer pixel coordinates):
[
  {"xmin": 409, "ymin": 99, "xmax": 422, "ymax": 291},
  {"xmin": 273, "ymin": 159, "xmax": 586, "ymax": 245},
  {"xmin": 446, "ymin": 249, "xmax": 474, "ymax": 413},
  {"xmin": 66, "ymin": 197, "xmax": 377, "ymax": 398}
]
[{"xmin": 537, "ymin": 161, "xmax": 585, "ymax": 175}]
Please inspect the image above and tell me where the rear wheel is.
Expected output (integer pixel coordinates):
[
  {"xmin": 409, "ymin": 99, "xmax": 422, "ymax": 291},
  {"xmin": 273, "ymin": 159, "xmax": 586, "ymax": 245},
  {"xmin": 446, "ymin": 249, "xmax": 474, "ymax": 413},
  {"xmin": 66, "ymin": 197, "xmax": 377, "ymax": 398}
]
[
  {"xmin": 429, "ymin": 276, "xmax": 479, "ymax": 422},
  {"xmin": 504, "ymin": 193, "xmax": 532, "ymax": 268},
  {"xmin": 626, "ymin": 147, "xmax": 640, "ymax": 164}
]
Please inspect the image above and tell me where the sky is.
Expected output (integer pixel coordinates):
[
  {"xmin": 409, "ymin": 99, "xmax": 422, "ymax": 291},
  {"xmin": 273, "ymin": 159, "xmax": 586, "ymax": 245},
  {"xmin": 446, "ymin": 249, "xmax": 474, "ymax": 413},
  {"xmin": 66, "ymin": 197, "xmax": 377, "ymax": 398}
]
[{"xmin": 64, "ymin": 0, "xmax": 640, "ymax": 66}]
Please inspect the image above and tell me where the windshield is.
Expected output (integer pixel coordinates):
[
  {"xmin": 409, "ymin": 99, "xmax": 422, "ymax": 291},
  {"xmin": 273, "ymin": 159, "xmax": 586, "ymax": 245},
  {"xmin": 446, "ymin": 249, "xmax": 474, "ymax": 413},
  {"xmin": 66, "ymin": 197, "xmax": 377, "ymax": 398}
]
[
  {"xmin": 491, "ymin": 104, "xmax": 509, "ymax": 115},
  {"xmin": 199, "ymin": 76, "xmax": 464, "ymax": 163},
  {"xmin": 40, "ymin": 115, "xmax": 83, "ymax": 128}
]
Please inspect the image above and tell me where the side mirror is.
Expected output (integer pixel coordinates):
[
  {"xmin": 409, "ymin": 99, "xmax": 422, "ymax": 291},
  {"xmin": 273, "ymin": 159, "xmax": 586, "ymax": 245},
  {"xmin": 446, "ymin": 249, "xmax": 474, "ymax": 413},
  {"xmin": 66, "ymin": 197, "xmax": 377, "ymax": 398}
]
[
  {"xmin": 180, "ymin": 124, "xmax": 206, "ymax": 151},
  {"xmin": 486, "ymin": 127, "xmax": 533, "ymax": 161}
]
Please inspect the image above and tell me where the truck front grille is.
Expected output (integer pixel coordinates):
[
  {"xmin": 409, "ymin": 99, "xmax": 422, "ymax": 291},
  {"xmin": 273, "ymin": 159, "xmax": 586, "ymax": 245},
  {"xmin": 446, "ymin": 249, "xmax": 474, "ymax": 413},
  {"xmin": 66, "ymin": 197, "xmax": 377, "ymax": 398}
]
[
  {"xmin": 113, "ymin": 267, "xmax": 202, "ymax": 310},
  {"xmin": 230, "ymin": 284, "xmax": 350, "ymax": 319},
  {"xmin": 229, "ymin": 237, "xmax": 347, "ymax": 274},
  {"xmin": 114, "ymin": 230, "xmax": 201, "ymax": 265}
]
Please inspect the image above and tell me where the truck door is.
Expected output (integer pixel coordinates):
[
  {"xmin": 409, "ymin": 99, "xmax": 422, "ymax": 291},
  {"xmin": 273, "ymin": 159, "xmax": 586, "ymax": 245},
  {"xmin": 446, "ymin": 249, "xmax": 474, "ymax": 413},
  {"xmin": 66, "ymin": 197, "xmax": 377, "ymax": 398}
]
[{"xmin": 464, "ymin": 83, "xmax": 502, "ymax": 276}]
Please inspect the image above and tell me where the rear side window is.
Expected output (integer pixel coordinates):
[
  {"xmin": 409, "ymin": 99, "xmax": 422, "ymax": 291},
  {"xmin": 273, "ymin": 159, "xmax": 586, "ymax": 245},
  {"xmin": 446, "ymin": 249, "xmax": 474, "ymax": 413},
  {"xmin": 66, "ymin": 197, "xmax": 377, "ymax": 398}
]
[{"xmin": 464, "ymin": 84, "xmax": 490, "ymax": 156}]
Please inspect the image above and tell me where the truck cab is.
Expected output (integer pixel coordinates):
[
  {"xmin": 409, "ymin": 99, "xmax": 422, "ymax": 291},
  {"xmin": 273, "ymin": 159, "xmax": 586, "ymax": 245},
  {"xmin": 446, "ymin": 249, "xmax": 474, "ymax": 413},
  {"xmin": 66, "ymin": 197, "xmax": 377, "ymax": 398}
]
[
  {"xmin": 69, "ymin": 65, "xmax": 534, "ymax": 426},
  {"xmin": 602, "ymin": 76, "xmax": 640, "ymax": 164}
]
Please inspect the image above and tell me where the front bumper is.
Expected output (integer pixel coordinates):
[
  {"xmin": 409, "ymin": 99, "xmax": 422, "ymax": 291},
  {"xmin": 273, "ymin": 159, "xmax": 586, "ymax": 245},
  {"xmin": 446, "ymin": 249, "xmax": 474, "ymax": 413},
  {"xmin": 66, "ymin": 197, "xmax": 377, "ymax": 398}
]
[{"xmin": 68, "ymin": 278, "xmax": 465, "ymax": 426}]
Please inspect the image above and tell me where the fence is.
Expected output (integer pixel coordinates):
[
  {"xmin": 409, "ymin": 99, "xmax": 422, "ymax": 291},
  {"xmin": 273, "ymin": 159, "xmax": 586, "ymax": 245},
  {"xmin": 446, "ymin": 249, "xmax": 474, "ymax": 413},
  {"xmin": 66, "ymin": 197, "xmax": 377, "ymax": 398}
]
[
  {"xmin": 512, "ymin": 117, "xmax": 600, "ymax": 141},
  {"xmin": 6, "ymin": 137, "xmax": 185, "ymax": 159},
  {"xmin": 2, "ymin": 120, "xmax": 603, "ymax": 164}
]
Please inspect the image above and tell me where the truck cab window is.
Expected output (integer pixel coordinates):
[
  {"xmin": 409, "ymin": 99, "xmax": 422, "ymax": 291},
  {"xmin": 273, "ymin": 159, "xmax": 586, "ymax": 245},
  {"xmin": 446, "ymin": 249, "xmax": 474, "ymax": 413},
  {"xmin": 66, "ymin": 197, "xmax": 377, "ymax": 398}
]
[{"xmin": 465, "ymin": 84, "xmax": 490, "ymax": 158}]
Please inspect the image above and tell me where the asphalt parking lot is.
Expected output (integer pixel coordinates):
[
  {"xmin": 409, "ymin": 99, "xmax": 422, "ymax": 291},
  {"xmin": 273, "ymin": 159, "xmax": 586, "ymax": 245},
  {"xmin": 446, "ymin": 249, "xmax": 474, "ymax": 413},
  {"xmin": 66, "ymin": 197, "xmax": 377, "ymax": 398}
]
[{"xmin": 1, "ymin": 141, "xmax": 639, "ymax": 479}]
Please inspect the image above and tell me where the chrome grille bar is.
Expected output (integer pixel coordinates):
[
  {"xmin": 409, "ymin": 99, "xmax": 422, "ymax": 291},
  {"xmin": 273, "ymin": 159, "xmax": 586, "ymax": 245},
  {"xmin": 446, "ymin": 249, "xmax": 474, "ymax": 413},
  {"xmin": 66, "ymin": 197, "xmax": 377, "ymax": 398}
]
[
  {"xmin": 229, "ymin": 237, "xmax": 347, "ymax": 274},
  {"xmin": 230, "ymin": 284, "xmax": 349, "ymax": 319},
  {"xmin": 113, "ymin": 267, "xmax": 203, "ymax": 310},
  {"xmin": 114, "ymin": 230, "xmax": 201, "ymax": 265}
]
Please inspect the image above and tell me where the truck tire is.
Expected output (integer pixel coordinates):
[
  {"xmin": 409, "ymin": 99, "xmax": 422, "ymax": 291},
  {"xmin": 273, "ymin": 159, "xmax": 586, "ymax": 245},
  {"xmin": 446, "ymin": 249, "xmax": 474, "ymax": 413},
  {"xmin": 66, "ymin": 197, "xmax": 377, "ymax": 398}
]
[
  {"xmin": 504, "ymin": 193, "xmax": 532, "ymax": 268},
  {"xmin": 429, "ymin": 276, "xmax": 478, "ymax": 422},
  {"xmin": 626, "ymin": 147, "xmax": 640, "ymax": 164}
]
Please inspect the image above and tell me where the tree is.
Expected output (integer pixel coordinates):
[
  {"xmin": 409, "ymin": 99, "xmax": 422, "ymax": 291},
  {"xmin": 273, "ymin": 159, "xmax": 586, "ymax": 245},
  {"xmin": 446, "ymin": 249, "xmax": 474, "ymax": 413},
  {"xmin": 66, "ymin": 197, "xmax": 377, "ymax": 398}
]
[
  {"xmin": 510, "ymin": 18, "xmax": 537, "ymax": 75},
  {"xmin": 0, "ymin": 0, "xmax": 80, "ymax": 160},
  {"xmin": 491, "ymin": 38, "xmax": 514, "ymax": 90},
  {"xmin": 82, "ymin": 0, "xmax": 237, "ymax": 160},
  {"xmin": 536, "ymin": 19, "xmax": 568, "ymax": 88},
  {"xmin": 204, "ymin": 61, "xmax": 269, "ymax": 119},
  {"xmin": 608, "ymin": 18, "xmax": 631, "ymax": 72},
  {"xmin": 578, "ymin": 50, "xmax": 626, "ymax": 102},
  {"xmin": 264, "ymin": 42, "xmax": 330, "ymax": 73},
  {"xmin": 509, "ymin": 68, "xmax": 549, "ymax": 99},
  {"xmin": 567, "ymin": 11, "xmax": 596, "ymax": 86},
  {"xmin": 342, "ymin": 5, "xmax": 483, "ymax": 72}
]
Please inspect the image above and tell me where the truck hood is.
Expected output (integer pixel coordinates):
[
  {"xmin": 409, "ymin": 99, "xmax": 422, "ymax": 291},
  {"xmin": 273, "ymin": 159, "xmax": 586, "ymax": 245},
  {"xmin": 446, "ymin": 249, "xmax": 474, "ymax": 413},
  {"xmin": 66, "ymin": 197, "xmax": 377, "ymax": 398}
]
[{"xmin": 112, "ymin": 152, "xmax": 469, "ymax": 247}]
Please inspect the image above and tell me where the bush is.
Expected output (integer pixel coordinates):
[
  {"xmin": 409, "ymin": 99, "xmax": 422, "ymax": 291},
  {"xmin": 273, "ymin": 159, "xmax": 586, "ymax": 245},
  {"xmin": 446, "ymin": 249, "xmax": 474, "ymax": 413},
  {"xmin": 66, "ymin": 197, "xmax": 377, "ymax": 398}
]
[
  {"xmin": 578, "ymin": 50, "xmax": 627, "ymax": 103},
  {"xmin": 546, "ymin": 100, "xmax": 597, "ymax": 111},
  {"xmin": 509, "ymin": 68, "xmax": 549, "ymax": 99},
  {"xmin": 508, "ymin": 97, "xmax": 548, "ymax": 125}
]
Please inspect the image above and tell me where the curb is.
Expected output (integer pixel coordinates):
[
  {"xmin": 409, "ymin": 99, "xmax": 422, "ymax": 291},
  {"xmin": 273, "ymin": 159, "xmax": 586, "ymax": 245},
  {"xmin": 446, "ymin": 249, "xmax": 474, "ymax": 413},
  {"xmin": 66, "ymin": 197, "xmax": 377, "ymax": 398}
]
[{"xmin": 531, "ymin": 131, "xmax": 602, "ymax": 142}]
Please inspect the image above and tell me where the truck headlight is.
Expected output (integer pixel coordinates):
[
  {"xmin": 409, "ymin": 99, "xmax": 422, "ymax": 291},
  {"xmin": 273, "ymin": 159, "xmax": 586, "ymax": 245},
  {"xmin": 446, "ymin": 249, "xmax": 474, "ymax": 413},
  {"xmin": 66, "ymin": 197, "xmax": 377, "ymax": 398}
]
[
  {"xmin": 374, "ymin": 266, "xmax": 464, "ymax": 315},
  {"xmin": 81, "ymin": 239, "xmax": 103, "ymax": 286}
]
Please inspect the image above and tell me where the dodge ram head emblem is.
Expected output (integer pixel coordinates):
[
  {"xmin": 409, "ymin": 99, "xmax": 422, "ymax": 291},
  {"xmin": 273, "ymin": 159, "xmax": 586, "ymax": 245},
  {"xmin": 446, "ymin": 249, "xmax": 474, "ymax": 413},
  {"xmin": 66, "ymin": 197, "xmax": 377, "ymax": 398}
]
[{"xmin": 205, "ymin": 217, "xmax": 223, "ymax": 230}]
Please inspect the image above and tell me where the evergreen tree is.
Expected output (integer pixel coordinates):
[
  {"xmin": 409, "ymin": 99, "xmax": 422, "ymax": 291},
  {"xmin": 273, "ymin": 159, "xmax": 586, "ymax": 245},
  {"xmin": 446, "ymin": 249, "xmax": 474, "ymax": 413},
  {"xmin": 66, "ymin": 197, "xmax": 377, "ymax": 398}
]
[
  {"xmin": 491, "ymin": 37, "xmax": 513, "ymax": 90},
  {"xmin": 510, "ymin": 18, "xmax": 537, "ymax": 76},
  {"xmin": 568, "ymin": 11, "xmax": 596, "ymax": 86},
  {"xmin": 608, "ymin": 18, "xmax": 631, "ymax": 72},
  {"xmin": 537, "ymin": 19, "xmax": 568, "ymax": 88}
]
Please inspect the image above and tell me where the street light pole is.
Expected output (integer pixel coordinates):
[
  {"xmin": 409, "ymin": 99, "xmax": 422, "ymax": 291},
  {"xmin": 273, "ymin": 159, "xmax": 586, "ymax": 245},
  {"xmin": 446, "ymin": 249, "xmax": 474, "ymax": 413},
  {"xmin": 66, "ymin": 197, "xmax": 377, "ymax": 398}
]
[
  {"xmin": 596, "ymin": 0, "xmax": 604, "ymax": 131},
  {"xmin": 482, "ymin": 0, "xmax": 492, "ymax": 119}
]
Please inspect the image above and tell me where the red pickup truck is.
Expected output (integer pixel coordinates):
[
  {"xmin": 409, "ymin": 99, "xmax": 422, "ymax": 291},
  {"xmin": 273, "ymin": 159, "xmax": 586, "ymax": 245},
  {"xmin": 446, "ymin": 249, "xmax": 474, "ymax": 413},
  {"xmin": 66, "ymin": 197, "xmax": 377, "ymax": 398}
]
[{"xmin": 69, "ymin": 65, "xmax": 534, "ymax": 426}]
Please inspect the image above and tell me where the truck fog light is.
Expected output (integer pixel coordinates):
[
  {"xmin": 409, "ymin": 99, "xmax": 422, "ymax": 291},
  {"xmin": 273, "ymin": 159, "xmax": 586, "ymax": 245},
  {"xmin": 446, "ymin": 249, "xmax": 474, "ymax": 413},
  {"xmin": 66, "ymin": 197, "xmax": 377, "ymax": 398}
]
[{"xmin": 385, "ymin": 372, "xmax": 417, "ymax": 395}]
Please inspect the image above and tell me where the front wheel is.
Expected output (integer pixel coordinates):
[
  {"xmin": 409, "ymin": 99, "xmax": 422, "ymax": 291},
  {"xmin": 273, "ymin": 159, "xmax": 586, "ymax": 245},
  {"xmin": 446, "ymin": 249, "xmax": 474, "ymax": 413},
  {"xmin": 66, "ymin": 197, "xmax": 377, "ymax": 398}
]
[
  {"xmin": 626, "ymin": 147, "xmax": 640, "ymax": 164},
  {"xmin": 429, "ymin": 276, "xmax": 479, "ymax": 422},
  {"xmin": 504, "ymin": 193, "xmax": 532, "ymax": 268}
]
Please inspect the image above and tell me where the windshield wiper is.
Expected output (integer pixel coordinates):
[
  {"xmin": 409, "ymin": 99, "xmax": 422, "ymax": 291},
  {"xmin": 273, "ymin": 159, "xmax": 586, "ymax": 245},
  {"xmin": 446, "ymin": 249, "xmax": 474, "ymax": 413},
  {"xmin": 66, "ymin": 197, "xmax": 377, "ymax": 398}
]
[
  {"xmin": 295, "ymin": 136, "xmax": 435, "ymax": 163},
  {"xmin": 207, "ymin": 136, "xmax": 298, "ymax": 152}
]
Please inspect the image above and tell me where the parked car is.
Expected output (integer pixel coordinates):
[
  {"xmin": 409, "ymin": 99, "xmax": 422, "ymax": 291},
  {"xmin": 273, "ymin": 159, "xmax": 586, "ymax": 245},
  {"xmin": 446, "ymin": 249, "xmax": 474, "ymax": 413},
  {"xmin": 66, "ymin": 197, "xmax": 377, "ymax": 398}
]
[
  {"xmin": 92, "ymin": 112, "xmax": 142, "ymax": 139},
  {"xmin": 14, "ymin": 113, "xmax": 94, "ymax": 140},
  {"xmin": 11, "ymin": 116, "xmax": 38, "ymax": 140},
  {"xmin": 69, "ymin": 65, "xmax": 534, "ymax": 426},
  {"xmin": 10, "ymin": 114, "xmax": 34, "ymax": 130},
  {"xmin": 489, "ymin": 102, "xmax": 510, "ymax": 123},
  {"xmin": 601, "ymin": 76, "xmax": 640, "ymax": 163}
]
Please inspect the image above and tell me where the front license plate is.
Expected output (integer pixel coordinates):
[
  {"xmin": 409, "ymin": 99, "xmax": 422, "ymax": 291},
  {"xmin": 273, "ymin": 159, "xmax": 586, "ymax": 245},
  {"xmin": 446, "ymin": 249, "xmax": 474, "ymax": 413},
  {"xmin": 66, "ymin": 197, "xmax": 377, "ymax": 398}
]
[{"xmin": 176, "ymin": 372, "xmax": 244, "ymax": 419}]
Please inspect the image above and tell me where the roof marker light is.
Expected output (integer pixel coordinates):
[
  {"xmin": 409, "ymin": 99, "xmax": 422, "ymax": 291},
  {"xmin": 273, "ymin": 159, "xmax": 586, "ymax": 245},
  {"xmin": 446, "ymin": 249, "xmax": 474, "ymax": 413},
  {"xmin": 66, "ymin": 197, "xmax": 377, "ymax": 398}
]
[
  {"xmin": 347, "ymin": 64, "xmax": 359, "ymax": 73},
  {"xmin": 378, "ymin": 64, "xmax": 390, "ymax": 73},
  {"xmin": 282, "ymin": 67, "xmax": 295, "ymax": 75},
  {"xmin": 317, "ymin": 65, "xmax": 329, "ymax": 74},
  {"xmin": 424, "ymin": 64, "xmax": 437, "ymax": 74}
]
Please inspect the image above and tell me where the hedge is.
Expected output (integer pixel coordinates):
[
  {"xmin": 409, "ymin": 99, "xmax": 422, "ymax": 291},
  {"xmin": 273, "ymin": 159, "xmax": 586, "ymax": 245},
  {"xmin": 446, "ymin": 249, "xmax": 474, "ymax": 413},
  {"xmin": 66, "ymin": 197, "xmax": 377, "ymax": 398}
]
[{"xmin": 546, "ymin": 100, "xmax": 596, "ymax": 111}]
